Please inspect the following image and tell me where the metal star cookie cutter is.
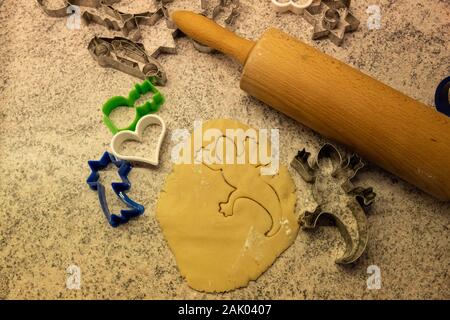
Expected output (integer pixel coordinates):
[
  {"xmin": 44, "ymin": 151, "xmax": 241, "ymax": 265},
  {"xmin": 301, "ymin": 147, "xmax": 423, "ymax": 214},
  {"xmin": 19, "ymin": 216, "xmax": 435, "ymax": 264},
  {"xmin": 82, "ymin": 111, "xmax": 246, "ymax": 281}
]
[
  {"xmin": 143, "ymin": 3, "xmax": 185, "ymax": 59},
  {"xmin": 88, "ymin": 36, "xmax": 168, "ymax": 85},
  {"xmin": 102, "ymin": 79, "xmax": 164, "ymax": 134},
  {"xmin": 303, "ymin": 0, "xmax": 359, "ymax": 46},
  {"xmin": 271, "ymin": 0, "xmax": 313, "ymax": 15},
  {"xmin": 87, "ymin": 151, "xmax": 145, "ymax": 227},
  {"xmin": 149, "ymin": 27, "xmax": 184, "ymax": 59},
  {"xmin": 111, "ymin": 114, "xmax": 167, "ymax": 166},
  {"xmin": 192, "ymin": 0, "xmax": 241, "ymax": 53},
  {"xmin": 291, "ymin": 143, "xmax": 376, "ymax": 264}
]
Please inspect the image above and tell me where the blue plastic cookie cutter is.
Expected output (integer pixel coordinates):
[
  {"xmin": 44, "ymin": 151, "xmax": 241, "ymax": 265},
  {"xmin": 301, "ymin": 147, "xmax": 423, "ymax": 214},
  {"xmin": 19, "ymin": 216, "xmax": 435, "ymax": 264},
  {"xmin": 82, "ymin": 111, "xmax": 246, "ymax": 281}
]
[
  {"xmin": 87, "ymin": 151, "xmax": 144, "ymax": 227},
  {"xmin": 435, "ymin": 76, "xmax": 450, "ymax": 117}
]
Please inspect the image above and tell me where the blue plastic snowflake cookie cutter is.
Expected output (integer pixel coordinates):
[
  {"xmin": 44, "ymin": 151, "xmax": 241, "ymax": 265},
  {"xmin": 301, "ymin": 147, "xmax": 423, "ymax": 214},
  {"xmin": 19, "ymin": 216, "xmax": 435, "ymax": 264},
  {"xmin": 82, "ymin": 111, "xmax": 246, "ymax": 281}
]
[{"xmin": 87, "ymin": 151, "xmax": 144, "ymax": 227}]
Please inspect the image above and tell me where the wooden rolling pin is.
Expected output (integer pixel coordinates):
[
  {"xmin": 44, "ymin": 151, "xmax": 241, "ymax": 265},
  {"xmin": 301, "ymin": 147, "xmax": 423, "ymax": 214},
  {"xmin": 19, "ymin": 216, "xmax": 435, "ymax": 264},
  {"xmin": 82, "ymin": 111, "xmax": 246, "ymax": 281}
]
[{"xmin": 172, "ymin": 10, "xmax": 450, "ymax": 201}]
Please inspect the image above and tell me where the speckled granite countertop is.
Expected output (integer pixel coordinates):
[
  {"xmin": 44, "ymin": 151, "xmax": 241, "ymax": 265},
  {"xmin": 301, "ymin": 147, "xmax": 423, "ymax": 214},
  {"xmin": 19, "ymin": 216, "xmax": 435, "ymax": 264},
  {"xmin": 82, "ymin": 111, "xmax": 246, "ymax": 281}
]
[{"xmin": 0, "ymin": 0, "xmax": 448, "ymax": 299}]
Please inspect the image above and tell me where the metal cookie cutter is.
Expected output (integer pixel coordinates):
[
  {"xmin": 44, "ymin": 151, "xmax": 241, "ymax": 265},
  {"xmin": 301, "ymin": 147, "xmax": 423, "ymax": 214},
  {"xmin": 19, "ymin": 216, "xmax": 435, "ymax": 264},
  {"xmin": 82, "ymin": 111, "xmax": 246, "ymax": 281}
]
[
  {"xmin": 193, "ymin": 0, "xmax": 241, "ymax": 53},
  {"xmin": 118, "ymin": 8, "xmax": 166, "ymax": 42},
  {"xmin": 82, "ymin": 6, "xmax": 163, "ymax": 40},
  {"xmin": 84, "ymin": 4, "xmax": 180, "ymax": 64},
  {"xmin": 88, "ymin": 36, "xmax": 167, "ymax": 85},
  {"xmin": 102, "ymin": 79, "xmax": 164, "ymax": 135},
  {"xmin": 37, "ymin": 0, "xmax": 73, "ymax": 17},
  {"xmin": 154, "ymin": 0, "xmax": 175, "ymax": 4},
  {"xmin": 87, "ymin": 151, "xmax": 144, "ymax": 227},
  {"xmin": 143, "ymin": 4, "xmax": 184, "ymax": 59},
  {"xmin": 36, "ymin": 0, "xmax": 119, "ymax": 18},
  {"xmin": 149, "ymin": 28, "xmax": 184, "ymax": 59},
  {"xmin": 81, "ymin": 4, "xmax": 137, "ymax": 33},
  {"xmin": 435, "ymin": 76, "xmax": 450, "ymax": 117},
  {"xmin": 271, "ymin": 0, "xmax": 313, "ymax": 15},
  {"xmin": 291, "ymin": 143, "xmax": 376, "ymax": 264},
  {"xmin": 111, "ymin": 114, "xmax": 167, "ymax": 166},
  {"xmin": 303, "ymin": 0, "xmax": 359, "ymax": 46},
  {"xmin": 119, "ymin": 4, "xmax": 179, "ymax": 45},
  {"xmin": 154, "ymin": 0, "xmax": 177, "ymax": 29},
  {"xmin": 82, "ymin": 3, "xmax": 172, "ymax": 42}
]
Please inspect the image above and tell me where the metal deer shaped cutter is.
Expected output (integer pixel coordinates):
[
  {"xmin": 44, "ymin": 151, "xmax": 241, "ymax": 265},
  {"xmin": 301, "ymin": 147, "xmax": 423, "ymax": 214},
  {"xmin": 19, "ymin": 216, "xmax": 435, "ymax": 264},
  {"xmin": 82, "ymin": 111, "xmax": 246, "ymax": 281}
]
[{"xmin": 291, "ymin": 144, "xmax": 376, "ymax": 264}]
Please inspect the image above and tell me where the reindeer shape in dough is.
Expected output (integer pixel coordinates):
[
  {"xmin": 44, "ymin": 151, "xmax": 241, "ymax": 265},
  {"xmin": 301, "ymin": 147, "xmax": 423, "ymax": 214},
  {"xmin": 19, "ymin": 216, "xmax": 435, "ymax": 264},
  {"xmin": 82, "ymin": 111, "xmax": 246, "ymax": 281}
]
[{"xmin": 195, "ymin": 134, "xmax": 282, "ymax": 237}]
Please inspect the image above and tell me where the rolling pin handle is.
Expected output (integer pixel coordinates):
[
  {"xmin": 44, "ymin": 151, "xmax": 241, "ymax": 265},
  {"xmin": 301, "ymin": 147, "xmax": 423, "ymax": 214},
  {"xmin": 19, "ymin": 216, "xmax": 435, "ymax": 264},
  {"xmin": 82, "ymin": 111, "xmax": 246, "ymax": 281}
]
[{"xmin": 171, "ymin": 10, "xmax": 255, "ymax": 65}]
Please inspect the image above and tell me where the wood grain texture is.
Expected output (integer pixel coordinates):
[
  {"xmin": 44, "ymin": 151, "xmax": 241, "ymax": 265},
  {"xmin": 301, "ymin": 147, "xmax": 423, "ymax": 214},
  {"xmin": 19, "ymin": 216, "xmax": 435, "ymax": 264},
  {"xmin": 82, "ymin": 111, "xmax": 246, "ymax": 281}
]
[
  {"xmin": 241, "ymin": 28, "xmax": 450, "ymax": 200},
  {"xmin": 171, "ymin": 10, "xmax": 255, "ymax": 65}
]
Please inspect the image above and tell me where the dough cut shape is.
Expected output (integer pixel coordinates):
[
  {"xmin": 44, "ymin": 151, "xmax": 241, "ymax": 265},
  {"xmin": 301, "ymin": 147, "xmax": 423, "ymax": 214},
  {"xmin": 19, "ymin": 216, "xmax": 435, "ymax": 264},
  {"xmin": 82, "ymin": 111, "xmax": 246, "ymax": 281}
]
[
  {"xmin": 156, "ymin": 119, "xmax": 298, "ymax": 292},
  {"xmin": 196, "ymin": 133, "xmax": 281, "ymax": 236}
]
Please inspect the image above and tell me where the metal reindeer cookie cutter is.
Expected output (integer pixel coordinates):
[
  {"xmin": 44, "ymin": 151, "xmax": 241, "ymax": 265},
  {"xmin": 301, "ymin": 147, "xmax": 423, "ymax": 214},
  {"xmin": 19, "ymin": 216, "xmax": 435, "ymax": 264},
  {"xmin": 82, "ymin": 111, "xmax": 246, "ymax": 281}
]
[
  {"xmin": 271, "ymin": 0, "xmax": 313, "ymax": 15},
  {"xmin": 102, "ymin": 79, "xmax": 164, "ymax": 134},
  {"xmin": 291, "ymin": 143, "xmax": 376, "ymax": 264},
  {"xmin": 111, "ymin": 114, "xmax": 166, "ymax": 166}
]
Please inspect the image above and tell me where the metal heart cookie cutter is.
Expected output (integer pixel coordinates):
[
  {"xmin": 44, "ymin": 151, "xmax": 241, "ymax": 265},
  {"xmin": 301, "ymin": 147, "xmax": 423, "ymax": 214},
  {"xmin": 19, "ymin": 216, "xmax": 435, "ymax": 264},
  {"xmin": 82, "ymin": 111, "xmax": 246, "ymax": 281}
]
[
  {"xmin": 102, "ymin": 79, "xmax": 164, "ymax": 134},
  {"xmin": 291, "ymin": 143, "xmax": 376, "ymax": 264},
  {"xmin": 111, "ymin": 114, "xmax": 167, "ymax": 166},
  {"xmin": 271, "ymin": 0, "xmax": 313, "ymax": 14}
]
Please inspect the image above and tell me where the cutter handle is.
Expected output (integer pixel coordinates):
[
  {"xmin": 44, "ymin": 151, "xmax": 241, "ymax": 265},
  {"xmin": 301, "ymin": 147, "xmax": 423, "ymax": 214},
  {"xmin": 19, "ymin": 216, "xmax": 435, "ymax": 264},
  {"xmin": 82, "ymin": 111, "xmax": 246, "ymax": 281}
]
[{"xmin": 172, "ymin": 10, "xmax": 255, "ymax": 65}]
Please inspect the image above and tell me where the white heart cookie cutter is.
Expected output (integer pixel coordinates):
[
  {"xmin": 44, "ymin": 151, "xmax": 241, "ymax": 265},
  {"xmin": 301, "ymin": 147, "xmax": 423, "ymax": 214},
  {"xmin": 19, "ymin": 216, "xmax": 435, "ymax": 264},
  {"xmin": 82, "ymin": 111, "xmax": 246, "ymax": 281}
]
[
  {"xmin": 271, "ymin": 0, "xmax": 313, "ymax": 14},
  {"xmin": 111, "ymin": 114, "xmax": 166, "ymax": 166}
]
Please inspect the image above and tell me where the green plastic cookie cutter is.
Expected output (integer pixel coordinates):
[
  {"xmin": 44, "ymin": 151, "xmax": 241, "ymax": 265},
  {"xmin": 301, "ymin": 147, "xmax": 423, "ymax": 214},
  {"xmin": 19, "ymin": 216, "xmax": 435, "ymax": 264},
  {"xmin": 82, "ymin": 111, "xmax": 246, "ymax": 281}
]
[{"xmin": 102, "ymin": 79, "xmax": 165, "ymax": 134}]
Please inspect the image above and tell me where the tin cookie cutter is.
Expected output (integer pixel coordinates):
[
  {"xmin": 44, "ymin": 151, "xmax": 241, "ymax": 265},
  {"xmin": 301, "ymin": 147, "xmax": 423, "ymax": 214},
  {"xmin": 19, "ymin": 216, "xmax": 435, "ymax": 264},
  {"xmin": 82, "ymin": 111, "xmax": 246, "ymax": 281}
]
[
  {"xmin": 111, "ymin": 114, "xmax": 166, "ymax": 166},
  {"xmin": 88, "ymin": 36, "xmax": 167, "ymax": 85},
  {"xmin": 193, "ymin": 0, "xmax": 241, "ymax": 53},
  {"xmin": 149, "ymin": 27, "xmax": 184, "ymax": 59},
  {"xmin": 142, "ymin": 3, "xmax": 184, "ymax": 59},
  {"xmin": 85, "ymin": 4, "xmax": 180, "ymax": 82},
  {"xmin": 87, "ymin": 151, "xmax": 145, "ymax": 227},
  {"xmin": 271, "ymin": 0, "xmax": 313, "ymax": 15},
  {"xmin": 36, "ymin": 0, "xmax": 120, "ymax": 18},
  {"xmin": 102, "ymin": 79, "xmax": 164, "ymax": 134},
  {"xmin": 82, "ymin": 3, "xmax": 172, "ymax": 42},
  {"xmin": 37, "ymin": 1, "xmax": 166, "ymax": 83},
  {"xmin": 82, "ymin": 5, "xmax": 162, "ymax": 41},
  {"xmin": 39, "ymin": 1, "xmax": 178, "ymax": 83},
  {"xmin": 303, "ymin": 0, "xmax": 359, "ymax": 46},
  {"xmin": 291, "ymin": 144, "xmax": 376, "ymax": 264}
]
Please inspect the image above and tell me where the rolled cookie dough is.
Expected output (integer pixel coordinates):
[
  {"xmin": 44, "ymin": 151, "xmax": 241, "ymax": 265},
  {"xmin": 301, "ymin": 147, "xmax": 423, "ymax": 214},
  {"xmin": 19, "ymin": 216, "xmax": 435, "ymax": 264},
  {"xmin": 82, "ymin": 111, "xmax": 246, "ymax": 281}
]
[{"xmin": 156, "ymin": 119, "xmax": 298, "ymax": 292}]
